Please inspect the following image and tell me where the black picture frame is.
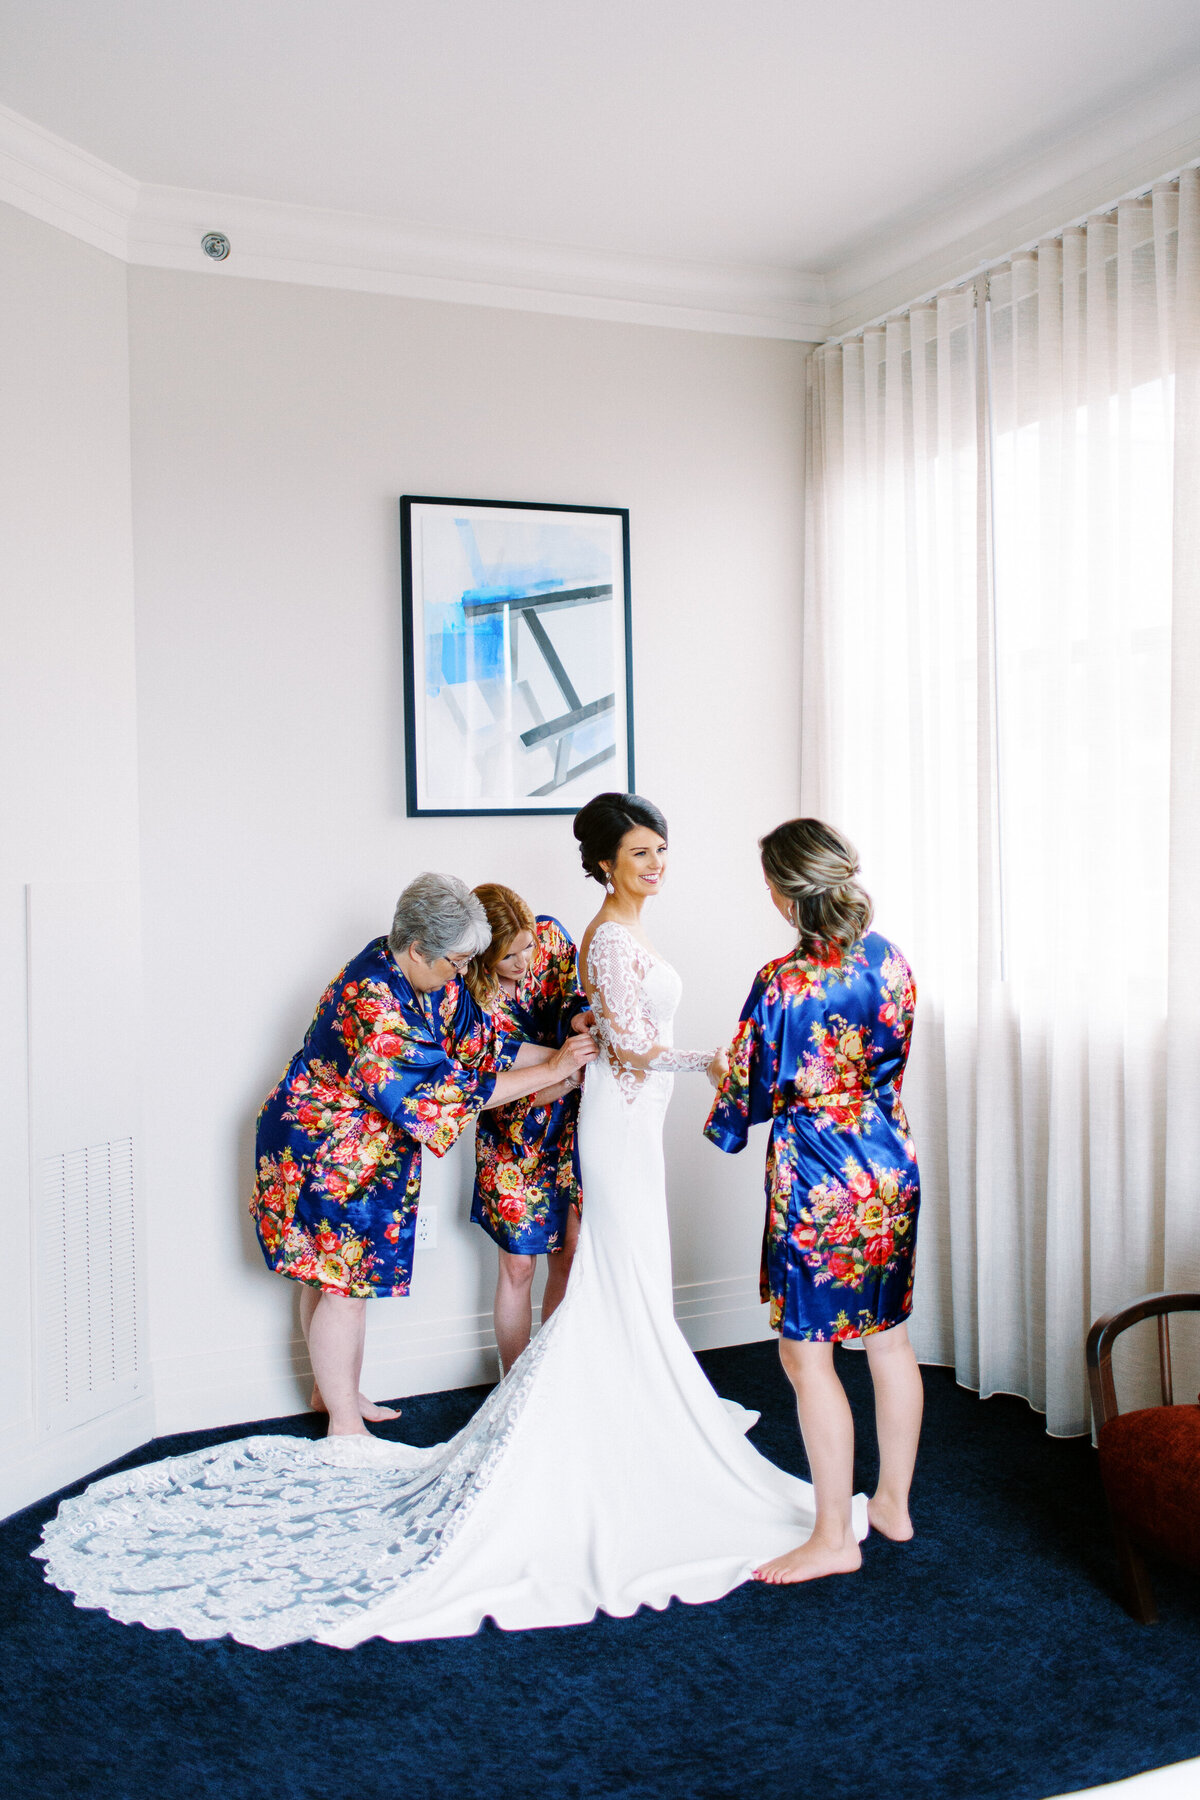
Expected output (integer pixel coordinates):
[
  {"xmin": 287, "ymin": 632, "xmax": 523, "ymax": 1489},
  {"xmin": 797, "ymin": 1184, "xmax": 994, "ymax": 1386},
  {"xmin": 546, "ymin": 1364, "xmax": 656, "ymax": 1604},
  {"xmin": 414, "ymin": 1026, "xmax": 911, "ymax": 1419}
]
[{"xmin": 400, "ymin": 495, "xmax": 634, "ymax": 817}]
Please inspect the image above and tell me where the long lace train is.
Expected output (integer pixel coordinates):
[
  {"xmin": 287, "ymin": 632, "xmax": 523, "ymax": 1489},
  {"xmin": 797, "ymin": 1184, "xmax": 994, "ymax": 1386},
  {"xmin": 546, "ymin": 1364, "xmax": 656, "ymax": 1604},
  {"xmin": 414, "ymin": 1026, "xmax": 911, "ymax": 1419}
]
[{"xmin": 35, "ymin": 1304, "xmax": 563, "ymax": 1650}]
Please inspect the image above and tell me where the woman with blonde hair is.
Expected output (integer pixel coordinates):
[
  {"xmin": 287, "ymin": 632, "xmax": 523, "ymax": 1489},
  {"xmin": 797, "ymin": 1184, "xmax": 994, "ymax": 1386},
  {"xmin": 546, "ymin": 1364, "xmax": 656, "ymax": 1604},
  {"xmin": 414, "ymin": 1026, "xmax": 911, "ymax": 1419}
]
[
  {"xmin": 466, "ymin": 885, "xmax": 587, "ymax": 1370},
  {"xmin": 705, "ymin": 818, "xmax": 924, "ymax": 1583}
]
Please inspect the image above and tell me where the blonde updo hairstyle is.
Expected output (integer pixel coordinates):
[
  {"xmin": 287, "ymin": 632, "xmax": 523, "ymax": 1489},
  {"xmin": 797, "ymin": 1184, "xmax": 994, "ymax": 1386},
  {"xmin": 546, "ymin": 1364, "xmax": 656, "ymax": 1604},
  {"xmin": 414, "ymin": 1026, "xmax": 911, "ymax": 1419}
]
[
  {"xmin": 465, "ymin": 884, "xmax": 537, "ymax": 1006},
  {"xmin": 759, "ymin": 818, "xmax": 873, "ymax": 959}
]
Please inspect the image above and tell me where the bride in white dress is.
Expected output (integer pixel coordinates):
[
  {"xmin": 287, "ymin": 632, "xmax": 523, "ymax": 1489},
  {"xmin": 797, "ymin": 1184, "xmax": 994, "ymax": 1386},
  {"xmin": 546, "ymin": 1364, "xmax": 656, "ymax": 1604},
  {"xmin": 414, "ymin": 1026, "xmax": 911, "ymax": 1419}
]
[{"xmin": 35, "ymin": 792, "xmax": 866, "ymax": 1649}]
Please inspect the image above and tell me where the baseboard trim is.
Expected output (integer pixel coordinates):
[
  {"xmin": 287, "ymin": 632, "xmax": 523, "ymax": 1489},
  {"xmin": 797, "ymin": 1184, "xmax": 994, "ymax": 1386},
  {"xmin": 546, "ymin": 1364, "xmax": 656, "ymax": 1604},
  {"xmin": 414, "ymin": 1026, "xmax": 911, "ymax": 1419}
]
[
  {"xmin": 671, "ymin": 1276, "xmax": 775, "ymax": 1352},
  {"xmin": 150, "ymin": 1279, "xmax": 772, "ymax": 1435},
  {"xmin": 1, "ymin": 1392, "xmax": 156, "ymax": 1521},
  {"xmin": 12, "ymin": 1278, "xmax": 774, "ymax": 1499}
]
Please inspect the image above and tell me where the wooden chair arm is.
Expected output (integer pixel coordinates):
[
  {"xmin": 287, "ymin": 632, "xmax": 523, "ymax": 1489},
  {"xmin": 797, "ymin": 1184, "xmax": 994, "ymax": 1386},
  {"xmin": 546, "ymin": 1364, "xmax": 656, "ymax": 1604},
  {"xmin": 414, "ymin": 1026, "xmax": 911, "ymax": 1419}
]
[{"xmin": 1086, "ymin": 1291, "xmax": 1200, "ymax": 1429}]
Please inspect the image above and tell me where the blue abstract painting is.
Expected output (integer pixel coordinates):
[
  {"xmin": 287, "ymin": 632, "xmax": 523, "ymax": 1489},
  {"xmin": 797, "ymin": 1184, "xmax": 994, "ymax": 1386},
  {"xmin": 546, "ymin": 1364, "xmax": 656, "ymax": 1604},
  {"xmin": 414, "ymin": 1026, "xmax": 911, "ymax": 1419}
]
[{"xmin": 401, "ymin": 498, "xmax": 632, "ymax": 814}]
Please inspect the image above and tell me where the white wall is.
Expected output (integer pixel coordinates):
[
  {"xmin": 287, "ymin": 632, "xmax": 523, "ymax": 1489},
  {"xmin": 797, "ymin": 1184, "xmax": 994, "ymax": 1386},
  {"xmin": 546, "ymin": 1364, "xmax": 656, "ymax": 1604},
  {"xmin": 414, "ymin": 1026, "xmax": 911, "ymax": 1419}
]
[
  {"xmin": 0, "ymin": 201, "xmax": 150, "ymax": 1516},
  {"xmin": 127, "ymin": 268, "xmax": 810, "ymax": 1433}
]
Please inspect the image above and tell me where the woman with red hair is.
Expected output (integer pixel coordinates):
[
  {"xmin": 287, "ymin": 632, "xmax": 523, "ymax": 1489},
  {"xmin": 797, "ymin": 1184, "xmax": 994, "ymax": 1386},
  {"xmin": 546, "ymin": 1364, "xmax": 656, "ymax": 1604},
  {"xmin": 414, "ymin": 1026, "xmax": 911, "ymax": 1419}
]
[{"xmin": 466, "ymin": 885, "xmax": 587, "ymax": 1370}]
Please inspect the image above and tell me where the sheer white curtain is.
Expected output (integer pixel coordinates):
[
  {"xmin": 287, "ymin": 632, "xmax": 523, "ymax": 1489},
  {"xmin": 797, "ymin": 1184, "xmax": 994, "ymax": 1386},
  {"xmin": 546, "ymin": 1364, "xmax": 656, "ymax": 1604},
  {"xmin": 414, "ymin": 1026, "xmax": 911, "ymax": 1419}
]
[{"xmin": 802, "ymin": 170, "xmax": 1200, "ymax": 1434}]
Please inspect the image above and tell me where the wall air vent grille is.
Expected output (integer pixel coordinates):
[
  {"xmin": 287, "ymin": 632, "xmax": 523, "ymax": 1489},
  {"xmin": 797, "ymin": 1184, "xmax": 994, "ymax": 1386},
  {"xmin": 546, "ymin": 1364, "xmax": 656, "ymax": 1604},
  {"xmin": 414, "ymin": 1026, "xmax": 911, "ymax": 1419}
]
[{"xmin": 37, "ymin": 1138, "xmax": 142, "ymax": 1433}]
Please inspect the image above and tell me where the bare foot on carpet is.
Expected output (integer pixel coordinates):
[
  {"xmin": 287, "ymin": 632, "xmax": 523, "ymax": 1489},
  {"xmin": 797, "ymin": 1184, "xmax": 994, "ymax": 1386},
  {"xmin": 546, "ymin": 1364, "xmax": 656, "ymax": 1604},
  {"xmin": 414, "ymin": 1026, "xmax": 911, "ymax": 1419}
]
[
  {"xmin": 356, "ymin": 1397, "xmax": 402, "ymax": 1422},
  {"xmin": 310, "ymin": 1387, "xmax": 402, "ymax": 1422},
  {"xmin": 753, "ymin": 1537, "xmax": 863, "ymax": 1584},
  {"xmin": 867, "ymin": 1496, "xmax": 914, "ymax": 1541}
]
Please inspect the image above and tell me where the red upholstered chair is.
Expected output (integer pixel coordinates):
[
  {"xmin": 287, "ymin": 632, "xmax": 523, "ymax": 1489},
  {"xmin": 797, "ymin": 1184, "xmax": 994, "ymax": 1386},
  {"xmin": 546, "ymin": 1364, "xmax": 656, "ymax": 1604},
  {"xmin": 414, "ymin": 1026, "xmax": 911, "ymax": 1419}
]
[{"xmin": 1086, "ymin": 1292, "xmax": 1200, "ymax": 1623}]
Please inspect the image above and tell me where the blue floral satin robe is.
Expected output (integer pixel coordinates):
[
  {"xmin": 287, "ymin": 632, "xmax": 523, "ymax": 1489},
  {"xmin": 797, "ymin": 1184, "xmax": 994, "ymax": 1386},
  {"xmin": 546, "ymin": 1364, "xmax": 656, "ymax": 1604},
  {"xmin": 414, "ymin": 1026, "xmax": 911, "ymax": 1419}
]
[
  {"xmin": 704, "ymin": 931, "xmax": 920, "ymax": 1342},
  {"xmin": 471, "ymin": 916, "xmax": 585, "ymax": 1255},
  {"xmin": 252, "ymin": 938, "xmax": 518, "ymax": 1297}
]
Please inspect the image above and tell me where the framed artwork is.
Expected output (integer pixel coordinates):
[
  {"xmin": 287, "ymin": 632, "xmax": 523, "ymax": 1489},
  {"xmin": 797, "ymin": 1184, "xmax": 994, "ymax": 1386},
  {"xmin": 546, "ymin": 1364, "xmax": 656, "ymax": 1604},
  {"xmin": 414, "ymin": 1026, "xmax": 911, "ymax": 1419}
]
[{"xmin": 400, "ymin": 495, "xmax": 634, "ymax": 816}]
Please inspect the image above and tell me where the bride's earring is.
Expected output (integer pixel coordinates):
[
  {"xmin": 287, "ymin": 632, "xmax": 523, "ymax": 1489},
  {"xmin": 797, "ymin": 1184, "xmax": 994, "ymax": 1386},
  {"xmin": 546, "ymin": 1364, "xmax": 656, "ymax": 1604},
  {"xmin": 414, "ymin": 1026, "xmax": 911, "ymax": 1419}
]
[{"xmin": 604, "ymin": 870, "xmax": 614, "ymax": 894}]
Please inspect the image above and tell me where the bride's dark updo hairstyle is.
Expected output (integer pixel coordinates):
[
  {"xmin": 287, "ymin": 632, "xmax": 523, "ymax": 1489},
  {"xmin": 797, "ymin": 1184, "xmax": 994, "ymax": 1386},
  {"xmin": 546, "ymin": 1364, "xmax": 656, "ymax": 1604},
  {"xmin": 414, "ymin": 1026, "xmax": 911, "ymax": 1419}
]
[
  {"xmin": 572, "ymin": 791, "xmax": 669, "ymax": 885},
  {"xmin": 759, "ymin": 817, "xmax": 873, "ymax": 958}
]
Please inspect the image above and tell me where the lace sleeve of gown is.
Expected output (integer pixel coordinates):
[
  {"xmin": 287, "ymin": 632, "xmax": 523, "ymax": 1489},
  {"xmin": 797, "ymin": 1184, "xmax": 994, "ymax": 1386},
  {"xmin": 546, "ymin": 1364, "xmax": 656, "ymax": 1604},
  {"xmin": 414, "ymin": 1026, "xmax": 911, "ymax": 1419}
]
[{"xmin": 585, "ymin": 924, "xmax": 713, "ymax": 1074}]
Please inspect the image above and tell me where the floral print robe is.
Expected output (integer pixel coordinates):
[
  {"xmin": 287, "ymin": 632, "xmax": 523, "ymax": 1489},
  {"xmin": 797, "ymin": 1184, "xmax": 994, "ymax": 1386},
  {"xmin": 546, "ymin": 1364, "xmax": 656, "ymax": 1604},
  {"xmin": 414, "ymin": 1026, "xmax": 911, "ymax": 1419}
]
[
  {"xmin": 471, "ymin": 916, "xmax": 586, "ymax": 1255},
  {"xmin": 704, "ymin": 931, "xmax": 919, "ymax": 1342},
  {"xmin": 252, "ymin": 938, "xmax": 518, "ymax": 1297}
]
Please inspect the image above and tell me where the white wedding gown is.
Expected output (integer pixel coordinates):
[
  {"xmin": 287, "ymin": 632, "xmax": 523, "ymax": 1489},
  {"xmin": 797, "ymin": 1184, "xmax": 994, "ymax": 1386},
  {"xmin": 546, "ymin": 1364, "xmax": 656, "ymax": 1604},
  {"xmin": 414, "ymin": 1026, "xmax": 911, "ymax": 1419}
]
[{"xmin": 35, "ymin": 923, "xmax": 866, "ymax": 1649}]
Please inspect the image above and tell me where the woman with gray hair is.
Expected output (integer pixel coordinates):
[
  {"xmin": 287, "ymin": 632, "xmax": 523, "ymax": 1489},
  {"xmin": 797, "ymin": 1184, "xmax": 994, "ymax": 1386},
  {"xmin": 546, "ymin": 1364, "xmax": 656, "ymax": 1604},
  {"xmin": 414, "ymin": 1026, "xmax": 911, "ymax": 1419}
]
[{"xmin": 250, "ymin": 872, "xmax": 596, "ymax": 1436}]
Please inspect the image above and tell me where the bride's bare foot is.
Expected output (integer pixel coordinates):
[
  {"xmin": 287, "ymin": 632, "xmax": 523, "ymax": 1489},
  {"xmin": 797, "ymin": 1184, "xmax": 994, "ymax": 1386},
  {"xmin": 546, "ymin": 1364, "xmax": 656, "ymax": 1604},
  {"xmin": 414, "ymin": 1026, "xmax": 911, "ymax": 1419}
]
[
  {"xmin": 867, "ymin": 1495, "xmax": 913, "ymax": 1541},
  {"xmin": 325, "ymin": 1421, "xmax": 372, "ymax": 1437},
  {"xmin": 310, "ymin": 1387, "xmax": 402, "ymax": 1422},
  {"xmin": 753, "ymin": 1535, "xmax": 862, "ymax": 1584}
]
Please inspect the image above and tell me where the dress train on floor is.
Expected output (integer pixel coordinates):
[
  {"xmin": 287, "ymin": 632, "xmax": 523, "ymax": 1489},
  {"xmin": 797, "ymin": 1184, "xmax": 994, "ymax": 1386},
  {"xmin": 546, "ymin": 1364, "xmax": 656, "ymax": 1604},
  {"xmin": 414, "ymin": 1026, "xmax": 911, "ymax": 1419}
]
[{"xmin": 35, "ymin": 937, "xmax": 866, "ymax": 1648}]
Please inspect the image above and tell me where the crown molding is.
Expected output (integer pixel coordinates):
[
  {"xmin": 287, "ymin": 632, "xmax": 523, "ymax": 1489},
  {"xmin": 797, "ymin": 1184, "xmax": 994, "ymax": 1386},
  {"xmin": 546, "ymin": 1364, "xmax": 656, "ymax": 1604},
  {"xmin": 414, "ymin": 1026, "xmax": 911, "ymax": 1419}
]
[
  {"xmin": 127, "ymin": 185, "xmax": 830, "ymax": 339},
  {"xmin": 825, "ymin": 63, "xmax": 1200, "ymax": 339},
  {"xmin": 6, "ymin": 67, "xmax": 1200, "ymax": 348},
  {"xmin": 0, "ymin": 101, "xmax": 827, "ymax": 340},
  {"xmin": 0, "ymin": 103, "xmax": 138, "ymax": 257}
]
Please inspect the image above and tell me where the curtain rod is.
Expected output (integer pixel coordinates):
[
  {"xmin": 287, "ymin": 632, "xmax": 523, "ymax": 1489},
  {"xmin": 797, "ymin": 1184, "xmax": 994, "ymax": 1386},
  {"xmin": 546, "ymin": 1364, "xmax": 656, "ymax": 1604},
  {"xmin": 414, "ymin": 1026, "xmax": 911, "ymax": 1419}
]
[{"xmin": 818, "ymin": 153, "xmax": 1200, "ymax": 350}]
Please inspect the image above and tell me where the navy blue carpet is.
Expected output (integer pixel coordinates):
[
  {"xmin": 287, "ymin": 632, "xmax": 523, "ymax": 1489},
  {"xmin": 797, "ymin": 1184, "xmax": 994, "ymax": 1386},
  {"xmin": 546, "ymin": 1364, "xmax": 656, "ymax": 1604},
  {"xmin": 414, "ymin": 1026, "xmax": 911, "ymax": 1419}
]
[{"xmin": 3, "ymin": 1342, "xmax": 1199, "ymax": 1800}]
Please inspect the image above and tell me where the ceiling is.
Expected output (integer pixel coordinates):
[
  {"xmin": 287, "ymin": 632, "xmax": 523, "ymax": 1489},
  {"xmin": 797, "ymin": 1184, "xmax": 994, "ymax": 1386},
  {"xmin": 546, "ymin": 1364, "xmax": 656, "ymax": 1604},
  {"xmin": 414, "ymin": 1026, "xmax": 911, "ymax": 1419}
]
[{"xmin": 3, "ymin": 0, "xmax": 1200, "ymax": 336}]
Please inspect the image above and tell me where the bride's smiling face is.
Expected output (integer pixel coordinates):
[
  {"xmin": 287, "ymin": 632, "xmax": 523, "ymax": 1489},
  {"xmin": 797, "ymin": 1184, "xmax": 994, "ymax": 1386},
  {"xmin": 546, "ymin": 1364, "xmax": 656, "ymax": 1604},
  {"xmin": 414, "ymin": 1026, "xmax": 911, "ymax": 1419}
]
[{"xmin": 603, "ymin": 825, "xmax": 668, "ymax": 900}]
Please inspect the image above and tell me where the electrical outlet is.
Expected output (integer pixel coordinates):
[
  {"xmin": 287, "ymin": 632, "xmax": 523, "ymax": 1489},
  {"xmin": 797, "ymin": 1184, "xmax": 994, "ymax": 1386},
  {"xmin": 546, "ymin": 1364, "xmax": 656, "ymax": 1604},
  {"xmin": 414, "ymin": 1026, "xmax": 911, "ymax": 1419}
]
[{"xmin": 415, "ymin": 1205, "xmax": 438, "ymax": 1250}]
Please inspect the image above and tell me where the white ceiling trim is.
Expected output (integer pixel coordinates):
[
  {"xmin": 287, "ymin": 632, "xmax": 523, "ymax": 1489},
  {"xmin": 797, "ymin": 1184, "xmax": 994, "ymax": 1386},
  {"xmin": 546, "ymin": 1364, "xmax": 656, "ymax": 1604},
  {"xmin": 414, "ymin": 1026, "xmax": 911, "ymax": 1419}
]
[
  {"xmin": 0, "ymin": 102, "xmax": 828, "ymax": 340},
  {"xmin": 5, "ymin": 72, "xmax": 1200, "ymax": 346},
  {"xmin": 129, "ymin": 184, "xmax": 830, "ymax": 339},
  {"xmin": 0, "ymin": 103, "xmax": 137, "ymax": 257},
  {"xmin": 826, "ymin": 63, "xmax": 1200, "ymax": 338}
]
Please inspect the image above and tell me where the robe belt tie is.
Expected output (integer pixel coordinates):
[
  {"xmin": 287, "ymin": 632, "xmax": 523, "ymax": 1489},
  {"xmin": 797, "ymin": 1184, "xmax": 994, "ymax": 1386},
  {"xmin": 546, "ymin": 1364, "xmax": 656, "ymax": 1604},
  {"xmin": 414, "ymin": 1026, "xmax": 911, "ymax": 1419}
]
[{"xmin": 772, "ymin": 1081, "xmax": 893, "ymax": 1116}]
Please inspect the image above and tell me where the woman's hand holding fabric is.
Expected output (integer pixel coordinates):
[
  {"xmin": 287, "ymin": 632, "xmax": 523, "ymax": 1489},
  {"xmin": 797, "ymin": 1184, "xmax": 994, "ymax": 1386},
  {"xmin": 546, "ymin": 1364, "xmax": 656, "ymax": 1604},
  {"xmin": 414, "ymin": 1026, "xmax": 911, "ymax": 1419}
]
[
  {"xmin": 545, "ymin": 1033, "xmax": 596, "ymax": 1083},
  {"xmin": 526, "ymin": 1034, "xmax": 594, "ymax": 1102}
]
